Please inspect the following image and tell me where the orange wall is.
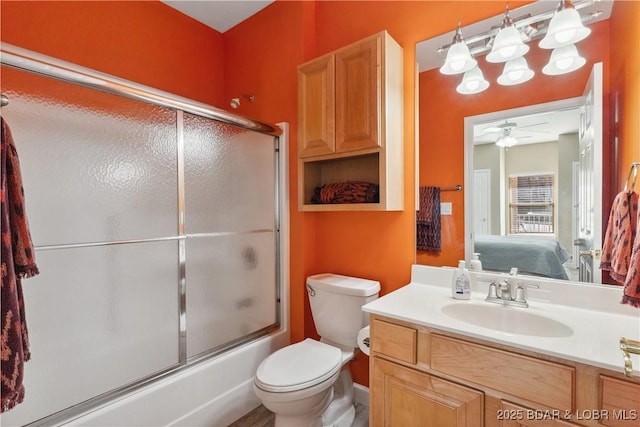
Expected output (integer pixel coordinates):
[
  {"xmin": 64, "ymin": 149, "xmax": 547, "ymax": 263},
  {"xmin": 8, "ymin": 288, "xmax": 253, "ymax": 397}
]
[
  {"xmin": 0, "ymin": 1, "xmax": 225, "ymax": 106},
  {"xmin": 417, "ymin": 19, "xmax": 612, "ymax": 267},
  {"xmin": 280, "ymin": 0, "xmax": 534, "ymax": 386},
  {"xmin": 6, "ymin": 0, "xmax": 634, "ymax": 391},
  {"xmin": 610, "ymin": 0, "xmax": 640, "ymax": 190}
]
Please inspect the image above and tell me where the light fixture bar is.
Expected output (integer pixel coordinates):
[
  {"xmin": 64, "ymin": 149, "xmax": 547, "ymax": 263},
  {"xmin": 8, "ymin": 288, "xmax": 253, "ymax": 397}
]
[{"xmin": 436, "ymin": 0, "xmax": 597, "ymax": 56}]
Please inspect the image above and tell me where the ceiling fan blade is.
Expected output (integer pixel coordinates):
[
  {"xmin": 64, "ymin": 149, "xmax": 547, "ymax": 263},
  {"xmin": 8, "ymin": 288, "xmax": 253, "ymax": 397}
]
[
  {"xmin": 517, "ymin": 121, "xmax": 548, "ymax": 129},
  {"xmin": 512, "ymin": 128, "xmax": 551, "ymax": 134}
]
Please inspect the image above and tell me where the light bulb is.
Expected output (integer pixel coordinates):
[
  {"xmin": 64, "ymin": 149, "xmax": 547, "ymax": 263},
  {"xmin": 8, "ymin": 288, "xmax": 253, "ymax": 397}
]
[
  {"xmin": 554, "ymin": 29, "xmax": 576, "ymax": 44},
  {"xmin": 508, "ymin": 69, "xmax": 524, "ymax": 81},
  {"xmin": 450, "ymin": 59, "xmax": 466, "ymax": 72},
  {"xmin": 498, "ymin": 45, "xmax": 518, "ymax": 59},
  {"xmin": 465, "ymin": 80, "xmax": 480, "ymax": 91},
  {"xmin": 556, "ymin": 57, "xmax": 574, "ymax": 70}
]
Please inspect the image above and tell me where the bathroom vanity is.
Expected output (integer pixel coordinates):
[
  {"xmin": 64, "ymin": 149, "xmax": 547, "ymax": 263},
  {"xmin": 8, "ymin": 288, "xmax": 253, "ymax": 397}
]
[{"xmin": 363, "ymin": 266, "xmax": 640, "ymax": 426}]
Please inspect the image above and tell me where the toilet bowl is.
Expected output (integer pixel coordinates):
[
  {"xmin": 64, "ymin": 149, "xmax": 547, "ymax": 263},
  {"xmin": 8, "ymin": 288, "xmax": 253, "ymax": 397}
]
[
  {"xmin": 253, "ymin": 339, "xmax": 349, "ymax": 427},
  {"xmin": 253, "ymin": 274, "xmax": 380, "ymax": 427}
]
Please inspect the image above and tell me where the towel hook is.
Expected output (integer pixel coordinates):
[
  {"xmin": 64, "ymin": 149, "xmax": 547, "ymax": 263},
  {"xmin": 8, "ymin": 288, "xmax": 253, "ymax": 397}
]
[
  {"xmin": 0, "ymin": 94, "xmax": 8, "ymax": 107},
  {"xmin": 624, "ymin": 162, "xmax": 639, "ymax": 194}
]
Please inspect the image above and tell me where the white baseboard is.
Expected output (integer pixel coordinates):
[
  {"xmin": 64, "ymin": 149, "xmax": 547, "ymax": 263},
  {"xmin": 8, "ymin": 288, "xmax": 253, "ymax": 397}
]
[{"xmin": 353, "ymin": 383, "xmax": 369, "ymax": 407}]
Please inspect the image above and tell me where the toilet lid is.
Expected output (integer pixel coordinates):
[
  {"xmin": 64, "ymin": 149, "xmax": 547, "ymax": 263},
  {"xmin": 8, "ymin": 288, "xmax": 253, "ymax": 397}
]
[{"xmin": 255, "ymin": 339, "xmax": 342, "ymax": 392}]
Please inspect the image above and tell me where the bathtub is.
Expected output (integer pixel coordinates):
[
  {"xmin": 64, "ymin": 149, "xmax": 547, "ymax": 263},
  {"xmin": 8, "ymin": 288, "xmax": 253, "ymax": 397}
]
[{"xmin": 66, "ymin": 329, "xmax": 290, "ymax": 426}]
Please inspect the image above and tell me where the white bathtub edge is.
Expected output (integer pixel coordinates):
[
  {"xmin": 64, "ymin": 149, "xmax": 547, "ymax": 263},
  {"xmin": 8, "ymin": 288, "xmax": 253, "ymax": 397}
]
[{"xmin": 67, "ymin": 330, "xmax": 289, "ymax": 426}]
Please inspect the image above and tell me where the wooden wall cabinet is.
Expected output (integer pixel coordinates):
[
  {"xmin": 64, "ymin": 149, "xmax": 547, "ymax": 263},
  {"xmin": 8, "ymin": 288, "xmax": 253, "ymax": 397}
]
[
  {"xmin": 297, "ymin": 30, "xmax": 403, "ymax": 211},
  {"xmin": 369, "ymin": 314, "xmax": 640, "ymax": 427}
]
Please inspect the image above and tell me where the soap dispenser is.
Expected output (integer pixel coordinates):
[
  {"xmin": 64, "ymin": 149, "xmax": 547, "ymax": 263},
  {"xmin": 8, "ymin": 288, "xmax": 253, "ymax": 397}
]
[
  {"xmin": 452, "ymin": 260, "xmax": 471, "ymax": 300},
  {"xmin": 469, "ymin": 253, "xmax": 483, "ymax": 272}
]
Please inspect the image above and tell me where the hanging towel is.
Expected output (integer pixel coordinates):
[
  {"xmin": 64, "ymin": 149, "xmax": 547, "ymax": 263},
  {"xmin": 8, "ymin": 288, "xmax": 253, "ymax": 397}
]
[
  {"xmin": 600, "ymin": 190, "xmax": 638, "ymax": 284},
  {"xmin": 622, "ymin": 204, "xmax": 640, "ymax": 307},
  {"xmin": 1, "ymin": 118, "xmax": 39, "ymax": 413},
  {"xmin": 416, "ymin": 186, "xmax": 441, "ymax": 252}
]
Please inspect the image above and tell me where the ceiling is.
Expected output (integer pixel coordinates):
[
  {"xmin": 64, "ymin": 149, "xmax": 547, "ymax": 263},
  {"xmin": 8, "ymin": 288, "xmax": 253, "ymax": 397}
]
[
  {"xmin": 473, "ymin": 108, "xmax": 580, "ymax": 146},
  {"xmin": 161, "ymin": 0, "xmax": 274, "ymax": 33}
]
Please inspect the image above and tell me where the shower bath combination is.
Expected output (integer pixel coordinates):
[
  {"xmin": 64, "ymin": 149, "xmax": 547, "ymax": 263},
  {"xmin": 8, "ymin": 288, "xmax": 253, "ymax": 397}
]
[{"xmin": 0, "ymin": 42, "xmax": 288, "ymax": 426}]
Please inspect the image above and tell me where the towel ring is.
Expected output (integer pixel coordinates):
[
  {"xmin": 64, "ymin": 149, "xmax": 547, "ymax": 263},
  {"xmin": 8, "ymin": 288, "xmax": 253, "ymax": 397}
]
[{"xmin": 624, "ymin": 162, "xmax": 639, "ymax": 194}]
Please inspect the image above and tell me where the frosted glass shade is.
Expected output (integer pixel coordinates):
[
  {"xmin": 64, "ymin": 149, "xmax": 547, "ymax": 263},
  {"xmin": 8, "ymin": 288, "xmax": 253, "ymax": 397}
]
[
  {"xmin": 486, "ymin": 26, "xmax": 529, "ymax": 63},
  {"xmin": 456, "ymin": 66, "xmax": 489, "ymax": 95},
  {"xmin": 496, "ymin": 134, "xmax": 518, "ymax": 147},
  {"xmin": 440, "ymin": 42, "xmax": 477, "ymax": 75},
  {"xmin": 542, "ymin": 44, "xmax": 586, "ymax": 75},
  {"xmin": 539, "ymin": 7, "xmax": 591, "ymax": 49},
  {"xmin": 497, "ymin": 57, "xmax": 535, "ymax": 86}
]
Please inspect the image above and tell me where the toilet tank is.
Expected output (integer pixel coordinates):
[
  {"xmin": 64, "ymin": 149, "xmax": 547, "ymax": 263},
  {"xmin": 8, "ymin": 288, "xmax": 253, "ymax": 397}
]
[{"xmin": 306, "ymin": 273, "xmax": 380, "ymax": 348}]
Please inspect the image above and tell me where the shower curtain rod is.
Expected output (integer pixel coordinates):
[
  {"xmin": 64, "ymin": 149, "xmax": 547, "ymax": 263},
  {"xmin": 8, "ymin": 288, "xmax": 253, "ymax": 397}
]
[{"xmin": 0, "ymin": 42, "xmax": 281, "ymax": 136}]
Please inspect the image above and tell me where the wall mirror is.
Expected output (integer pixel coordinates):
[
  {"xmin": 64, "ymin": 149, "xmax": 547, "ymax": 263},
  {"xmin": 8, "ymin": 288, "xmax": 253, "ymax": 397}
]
[{"xmin": 416, "ymin": 0, "xmax": 616, "ymax": 285}]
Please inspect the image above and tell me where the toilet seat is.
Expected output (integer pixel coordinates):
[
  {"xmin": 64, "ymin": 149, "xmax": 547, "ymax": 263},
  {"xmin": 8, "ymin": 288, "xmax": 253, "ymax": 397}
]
[{"xmin": 255, "ymin": 339, "xmax": 342, "ymax": 393}]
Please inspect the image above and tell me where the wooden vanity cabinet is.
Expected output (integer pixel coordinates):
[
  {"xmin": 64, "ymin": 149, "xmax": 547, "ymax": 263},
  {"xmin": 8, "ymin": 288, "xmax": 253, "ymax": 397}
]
[
  {"xmin": 371, "ymin": 357, "xmax": 484, "ymax": 427},
  {"xmin": 297, "ymin": 30, "xmax": 403, "ymax": 211},
  {"xmin": 369, "ymin": 314, "xmax": 640, "ymax": 427}
]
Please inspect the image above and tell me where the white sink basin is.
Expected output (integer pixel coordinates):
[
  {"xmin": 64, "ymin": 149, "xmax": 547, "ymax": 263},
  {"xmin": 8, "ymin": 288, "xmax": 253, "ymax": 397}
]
[{"xmin": 441, "ymin": 303, "xmax": 574, "ymax": 337}]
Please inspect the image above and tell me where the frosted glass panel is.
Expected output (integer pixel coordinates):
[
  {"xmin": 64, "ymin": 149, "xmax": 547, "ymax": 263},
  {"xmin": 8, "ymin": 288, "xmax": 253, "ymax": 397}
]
[
  {"xmin": 0, "ymin": 241, "xmax": 180, "ymax": 426},
  {"xmin": 184, "ymin": 113, "xmax": 276, "ymax": 233},
  {"xmin": 1, "ymin": 67, "xmax": 178, "ymax": 246},
  {"xmin": 186, "ymin": 232, "xmax": 277, "ymax": 358}
]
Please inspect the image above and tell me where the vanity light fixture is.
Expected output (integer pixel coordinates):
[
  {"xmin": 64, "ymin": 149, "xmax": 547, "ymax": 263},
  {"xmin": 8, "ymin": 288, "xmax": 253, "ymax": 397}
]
[
  {"xmin": 439, "ymin": 0, "xmax": 595, "ymax": 95},
  {"xmin": 439, "ymin": 22, "xmax": 477, "ymax": 75},
  {"xmin": 495, "ymin": 128, "xmax": 518, "ymax": 147},
  {"xmin": 486, "ymin": 6, "xmax": 530, "ymax": 63},
  {"xmin": 542, "ymin": 43, "xmax": 586, "ymax": 75},
  {"xmin": 456, "ymin": 66, "xmax": 490, "ymax": 95},
  {"xmin": 497, "ymin": 56, "xmax": 535, "ymax": 85},
  {"xmin": 539, "ymin": 0, "xmax": 592, "ymax": 49}
]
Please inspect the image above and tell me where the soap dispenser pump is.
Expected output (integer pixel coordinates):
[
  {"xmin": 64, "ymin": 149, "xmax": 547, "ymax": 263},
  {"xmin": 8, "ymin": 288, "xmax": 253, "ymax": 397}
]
[{"xmin": 452, "ymin": 260, "xmax": 471, "ymax": 300}]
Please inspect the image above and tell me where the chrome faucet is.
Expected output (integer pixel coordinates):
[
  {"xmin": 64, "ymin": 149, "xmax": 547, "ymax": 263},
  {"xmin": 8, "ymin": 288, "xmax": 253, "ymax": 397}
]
[{"xmin": 485, "ymin": 279, "xmax": 539, "ymax": 308}]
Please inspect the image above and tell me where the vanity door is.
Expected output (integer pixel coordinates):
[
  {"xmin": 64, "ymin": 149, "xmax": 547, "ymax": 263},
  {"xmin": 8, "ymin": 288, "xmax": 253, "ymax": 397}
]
[{"xmin": 371, "ymin": 357, "xmax": 484, "ymax": 426}]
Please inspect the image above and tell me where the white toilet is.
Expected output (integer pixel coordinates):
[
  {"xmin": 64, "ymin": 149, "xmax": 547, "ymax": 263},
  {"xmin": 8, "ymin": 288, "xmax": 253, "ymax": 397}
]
[{"xmin": 254, "ymin": 273, "xmax": 380, "ymax": 427}]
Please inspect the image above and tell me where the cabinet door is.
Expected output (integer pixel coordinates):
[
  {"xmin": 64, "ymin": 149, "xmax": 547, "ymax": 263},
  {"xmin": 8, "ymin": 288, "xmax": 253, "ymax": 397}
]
[
  {"xmin": 371, "ymin": 357, "xmax": 484, "ymax": 427},
  {"xmin": 298, "ymin": 55, "xmax": 335, "ymax": 157},
  {"xmin": 500, "ymin": 401, "xmax": 578, "ymax": 427},
  {"xmin": 335, "ymin": 35, "xmax": 380, "ymax": 153}
]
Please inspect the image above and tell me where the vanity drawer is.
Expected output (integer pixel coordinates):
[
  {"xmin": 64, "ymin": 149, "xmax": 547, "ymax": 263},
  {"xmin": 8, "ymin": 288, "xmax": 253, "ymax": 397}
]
[
  {"xmin": 430, "ymin": 334, "xmax": 575, "ymax": 411},
  {"xmin": 599, "ymin": 375, "xmax": 640, "ymax": 427},
  {"xmin": 371, "ymin": 318, "xmax": 417, "ymax": 364}
]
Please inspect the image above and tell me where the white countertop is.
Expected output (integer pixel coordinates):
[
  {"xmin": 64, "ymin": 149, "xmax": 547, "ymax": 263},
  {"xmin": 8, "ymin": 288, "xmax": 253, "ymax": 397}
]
[{"xmin": 362, "ymin": 265, "xmax": 640, "ymax": 375}]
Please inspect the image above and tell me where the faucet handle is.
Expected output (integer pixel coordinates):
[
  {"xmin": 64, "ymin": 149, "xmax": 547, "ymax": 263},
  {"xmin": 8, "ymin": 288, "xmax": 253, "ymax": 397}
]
[
  {"xmin": 487, "ymin": 282, "xmax": 498, "ymax": 299},
  {"xmin": 514, "ymin": 283, "xmax": 540, "ymax": 303}
]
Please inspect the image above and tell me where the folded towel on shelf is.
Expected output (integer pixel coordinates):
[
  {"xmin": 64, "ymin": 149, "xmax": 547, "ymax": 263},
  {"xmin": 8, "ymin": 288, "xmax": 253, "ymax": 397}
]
[
  {"xmin": 600, "ymin": 190, "xmax": 638, "ymax": 284},
  {"xmin": 622, "ymin": 203, "xmax": 640, "ymax": 308},
  {"xmin": 311, "ymin": 181, "xmax": 379, "ymax": 204},
  {"xmin": 1, "ymin": 118, "xmax": 39, "ymax": 413},
  {"xmin": 416, "ymin": 186, "xmax": 441, "ymax": 252}
]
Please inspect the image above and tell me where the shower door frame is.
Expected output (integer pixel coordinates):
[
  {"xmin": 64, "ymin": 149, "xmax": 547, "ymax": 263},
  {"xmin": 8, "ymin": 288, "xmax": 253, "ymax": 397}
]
[{"xmin": 0, "ymin": 42, "xmax": 289, "ymax": 426}]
